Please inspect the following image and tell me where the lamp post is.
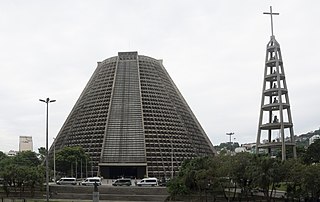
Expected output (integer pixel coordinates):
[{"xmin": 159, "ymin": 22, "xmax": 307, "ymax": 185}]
[
  {"xmin": 226, "ymin": 132, "xmax": 234, "ymax": 202},
  {"xmin": 40, "ymin": 98, "xmax": 56, "ymax": 202},
  {"xmin": 226, "ymin": 132, "xmax": 234, "ymax": 152},
  {"xmin": 171, "ymin": 135, "xmax": 173, "ymax": 179},
  {"xmin": 53, "ymin": 137, "xmax": 56, "ymax": 183}
]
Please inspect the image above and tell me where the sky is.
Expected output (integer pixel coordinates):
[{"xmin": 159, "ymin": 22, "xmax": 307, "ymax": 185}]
[{"xmin": 0, "ymin": 0, "xmax": 319, "ymax": 153}]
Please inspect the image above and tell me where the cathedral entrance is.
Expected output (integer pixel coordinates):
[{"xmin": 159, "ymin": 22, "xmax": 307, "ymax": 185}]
[{"xmin": 99, "ymin": 165, "xmax": 146, "ymax": 179}]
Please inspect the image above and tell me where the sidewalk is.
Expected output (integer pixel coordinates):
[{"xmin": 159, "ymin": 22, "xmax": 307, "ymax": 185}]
[{"xmin": 1, "ymin": 199, "xmax": 161, "ymax": 202}]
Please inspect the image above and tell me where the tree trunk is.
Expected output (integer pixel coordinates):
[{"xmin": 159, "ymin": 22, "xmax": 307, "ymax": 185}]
[{"xmin": 71, "ymin": 163, "xmax": 74, "ymax": 177}]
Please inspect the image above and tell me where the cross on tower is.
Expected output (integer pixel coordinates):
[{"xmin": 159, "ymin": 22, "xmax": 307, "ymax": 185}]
[{"xmin": 263, "ymin": 6, "xmax": 279, "ymax": 36}]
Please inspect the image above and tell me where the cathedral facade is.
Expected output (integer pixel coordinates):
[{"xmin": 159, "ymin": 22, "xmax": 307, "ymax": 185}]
[{"xmin": 51, "ymin": 52, "xmax": 215, "ymax": 178}]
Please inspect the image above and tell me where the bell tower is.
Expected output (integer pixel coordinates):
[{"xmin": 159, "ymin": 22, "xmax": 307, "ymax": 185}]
[{"xmin": 256, "ymin": 6, "xmax": 297, "ymax": 160}]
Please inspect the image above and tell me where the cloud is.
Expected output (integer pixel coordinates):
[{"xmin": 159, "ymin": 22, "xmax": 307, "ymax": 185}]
[{"xmin": 0, "ymin": 0, "xmax": 319, "ymax": 152}]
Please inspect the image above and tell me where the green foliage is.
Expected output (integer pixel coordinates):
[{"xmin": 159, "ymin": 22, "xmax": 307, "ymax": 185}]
[
  {"xmin": 55, "ymin": 146, "xmax": 89, "ymax": 177},
  {"xmin": 295, "ymin": 145, "xmax": 307, "ymax": 159},
  {"xmin": 251, "ymin": 156, "xmax": 286, "ymax": 200},
  {"xmin": 167, "ymin": 177, "xmax": 188, "ymax": 196},
  {"xmin": 0, "ymin": 151, "xmax": 7, "ymax": 161},
  {"xmin": 168, "ymin": 153, "xmax": 320, "ymax": 201},
  {"xmin": 302, "ymin": 163, "xmax": 320, "ymax": 200},
  {"xmin": 38, "ymin": 147, "xmax": 46, "ymax": 162},
  {"xmin": 304, "ymin": 139, "xmax": 320, "ymax": 164},
  {"xmin": 230, "ymin": 153, "xmax": 256, "ymax": 198},
  {"xmin": 283, "ymin": 159, "xmax": 305, "ymax": 200},
  {"xmin": 13, "ymin": 150, "xmax": 40, "ymax": 167},
  {"xmin": 168, "ymin": 157, "xmax": 220, "ymax": 198},
  {"xmin": 0, "ymin": 151, "xmax": 44, "ymax": 197},
  {"xmin": 215, "ymin": 142, "xmax": 240, "ymax": 152}
]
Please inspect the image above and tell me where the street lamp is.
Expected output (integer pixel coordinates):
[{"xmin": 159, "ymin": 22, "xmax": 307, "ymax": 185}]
[
  {"xmin": 226, "ymin": 132, "xmax": 234, "ymax": 152},
  {"xmin": 53, "ymin": 137, "xmax": 56, "ymax": 183},
  {"xmin": 40, "ymin": 98, "xmax": 56, "ymax": 202},
  {"xmin": 226, "ymin": 132, "xmax": 234, "ymax": 202}
]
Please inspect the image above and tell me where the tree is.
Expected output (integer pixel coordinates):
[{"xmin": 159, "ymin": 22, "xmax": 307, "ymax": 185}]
[
  {"xmin": 283, "ymin": 159, "xmax": 305, "ymax": 200},
  {"xmin": 0, "ymin": 151, "xmax": 44, "ymax": 197},
  {"xmin": 13, "ymin": 151, "xmax": 40, "ymax": 167},
  {"xmin": 304, "ymin": 139, "xmax": 320, "ymax": 164},
  {"xmin": 231, "ymin": 152, "xmax": 256, "ymax": 201},
  {"xmin": 24, "ymin": 166, "xmax": 45, "ymax": 196},
  {"xmin": 216, "ymin": 142, "xmax": 240, "ymax": 152},
  {"xmin": 55, "ymin": 146, "xmax": 89, "ymax": 177},
  {"xmin": 302, "ymin": 163, "xmax": 320, "ymax": 201},
  {"xmin": 167, "ymin": 159, "xmax": 192, "ymax": 198},
  {"xmin": 214, "ymin": 155, "xmax": 235, "ymax": 200},
  {"xmin": 168, "ymin": 157, "xmax": 221, "ymax": 201},
  {"xmin": 0, "ymin": 151, "xmax": 7, "ymax": 161},
  {"xmin": 38, "ymin": 147, "xmax": 46, "ymax": 162},
  {"xmin": 249, "ymin": 156, "xmax": 286, "ymax": 202},
  {"xmin": 296, "ymin": 145, "xmax": 307, "ymax": 160},
  {"xmin": 0, "ymin": 157, "xmax": 14, "ymax": 196},
  {"xmin": 167, "ymin": 153, "xmax": 320, "ymax": 201}
]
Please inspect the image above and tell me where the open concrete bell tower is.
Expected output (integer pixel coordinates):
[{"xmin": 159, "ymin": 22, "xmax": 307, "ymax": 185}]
[{"xmin": 256, "ymin": 6, "xmax": 297, "ymax": 160}]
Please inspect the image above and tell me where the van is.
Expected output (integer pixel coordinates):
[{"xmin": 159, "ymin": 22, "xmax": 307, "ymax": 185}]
[
  {"xmin": 112, "ymin": 178, "xmax": 132, "ymax": 186},
  {"xmin": 56, "ymin": 177, "xmax": 77, "ymax": 185},
  {"xmin": 137, "ymin": 177, "xmax": 158, "ymax": 186},
  {"xmin": 80, "ymin": 177, "xmax": 102, "ymax": 186}
]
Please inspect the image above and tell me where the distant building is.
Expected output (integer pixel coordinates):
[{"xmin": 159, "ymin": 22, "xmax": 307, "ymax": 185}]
[
  {"xmin": 235, "ymin": 147, "xmax": 247, "ymax": 153},
  {"xmin": 19, "ymin": 136, "xmax": 33, "ymax": 151},
  {"xmin": 7, "ymin": 150, "xmax": 18, "ymax": 156},
  {"xmin": 309, "ymin": 135, "xmax": 320, "ymax": 145},
  {"xmin": 241, "ymin": 143, "xmax": 256, "ymax": 153}
]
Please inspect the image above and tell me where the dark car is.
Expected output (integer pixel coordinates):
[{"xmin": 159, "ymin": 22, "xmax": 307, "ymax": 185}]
[
  {"xmin": 158, "ymin": 177, "xmax": 170, "ymax": 186},
  {"xmin": 112, "ymin": 178, "xmax": 132, "ymax": 186}
]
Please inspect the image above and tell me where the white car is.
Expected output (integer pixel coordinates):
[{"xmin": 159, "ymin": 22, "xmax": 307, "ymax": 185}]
[
  {"xmin": 56, "ymin": 177, "xmax": 77, "ymax": 185},
  {"xmin": 80, "ymin": 177, "xmax": 102, "ymax": 186},
  {"xmin": 137, "ymin": 177, "xmax": 158, "ymax": 186}
]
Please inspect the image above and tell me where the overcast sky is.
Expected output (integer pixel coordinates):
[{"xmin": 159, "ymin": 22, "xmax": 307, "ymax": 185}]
[{"xmin": 0, "ymin": 0, "xmax": 319, "ymax": 152}]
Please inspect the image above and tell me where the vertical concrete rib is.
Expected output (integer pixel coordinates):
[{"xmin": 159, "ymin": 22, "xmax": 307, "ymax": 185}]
[{"xmin": 101, "ymin": 52, "xmax": 146, "ymax": 163}]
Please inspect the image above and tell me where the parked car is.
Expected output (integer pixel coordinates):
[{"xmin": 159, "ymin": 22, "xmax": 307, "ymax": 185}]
[
  {"xmin": 112, "ymin": 178, "xmax": 132, "ymax": 186},
  {"xmin": 137, "ymin": 177, "xmax": 158, "ymax": 186},
  {"xmin": 56, "ymin": 177, "xmax": 77, "ymax": 185},
  {"xmin": 80, "ymin": 177, "xmax": 102, "ymax": 186},
  {"xmin": 158, "ymin": 177, "xmax": 170, "ymax": 186}
]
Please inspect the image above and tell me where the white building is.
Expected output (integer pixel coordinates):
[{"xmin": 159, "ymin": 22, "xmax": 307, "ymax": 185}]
[
  {"xmin": 7, "ymin": 150, "xmax": 17, "ymax": 156},
  {"xmin": 309, "ymin": 135, "xmax": 320, "ymax": 145},
  {"xmin": 19, "ymin": 136, "xmax": 33, "ymax": 151},
  {"xmin": 235, "ymin": 147, "xmax": 248, "ymax": 153}
]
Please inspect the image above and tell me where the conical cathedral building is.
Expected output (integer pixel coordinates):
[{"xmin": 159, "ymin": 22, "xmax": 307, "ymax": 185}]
[{"xmin": 51, "ymin": 51, "xmax": 215, "ymax": 178}]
